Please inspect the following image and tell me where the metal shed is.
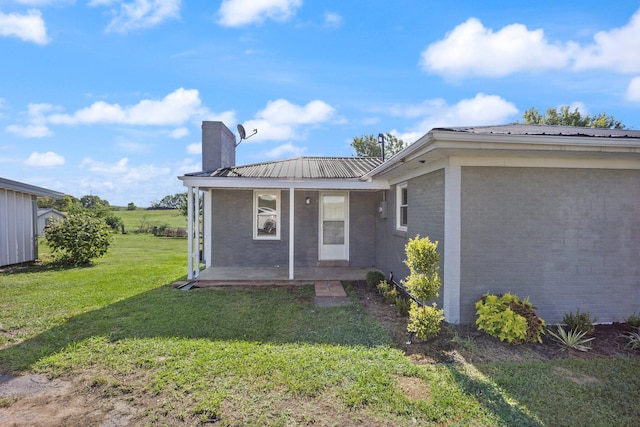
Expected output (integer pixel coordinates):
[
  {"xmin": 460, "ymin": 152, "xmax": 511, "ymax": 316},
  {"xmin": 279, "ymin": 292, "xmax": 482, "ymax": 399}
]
[{"xmin": 0, "ymin": 177, "xmax": 64, "ymax": 267}]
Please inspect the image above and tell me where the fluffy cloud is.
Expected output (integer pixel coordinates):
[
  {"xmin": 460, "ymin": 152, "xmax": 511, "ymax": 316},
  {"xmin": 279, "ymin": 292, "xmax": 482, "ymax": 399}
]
[
  {"xmin": 241, "ymin": 99, "xmax": 335, "ymax": 142},
  {"xmin": 626, "ymin": 76, "xmax": 640, "ymax": 102},
  {"xmin": 169, "ymin": 127, "xmax": 189, "ymax": 138},
  {"xmin": 90, "ymin": 0, "xmax": 181, "ymax": 33},
  {"xmin": 80, "ymin": 157, "xmax": 170, "ymax": 182},
  {"xmin": 6, "ymin": 123, "xmax": 52, "ymax": 138},
  {"xmin": 0, "ymin": 9, "xmax": 50, "ymax": 45},
  {"xmin": 393, "ymin": 93, "xmax": 518, "ymax": 142},
  {"xmin": 421, "ymin": 9, "xmax": 640, "ymax": 78},
  {"xmin": 186, "ymin": 142, "xmax": 200, "ymax": 155},
  {"xmin": 47, "ymin": 88, "xmax": 204, "ymax": 126},
  {"xmin": 218, "ymin": 0, "xmax": 301, "ymax": 27},
  {"xmin": 420, "ymin": 18, "xmax": 571, "ymax": 78},
  {"xmin": 323, "ymin": 12, "xmax": 342, "ymax": 28},
  {"xmin": 262, "ymin": 142, "xmax": 306, "ymax": 159},
  {"xmin": 25, "ymin": 151, "xmax": 65, "ymax": 166}
]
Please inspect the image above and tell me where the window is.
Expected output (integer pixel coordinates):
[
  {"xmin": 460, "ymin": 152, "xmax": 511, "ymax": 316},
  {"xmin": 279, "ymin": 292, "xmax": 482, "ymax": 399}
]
[
  {"xmin": 396, "ymin": 183, "xmax": 407, "ymax": 231},
  {"xmin": 254, "ymin": 190, "xmax": 280, "ymax": 240}
]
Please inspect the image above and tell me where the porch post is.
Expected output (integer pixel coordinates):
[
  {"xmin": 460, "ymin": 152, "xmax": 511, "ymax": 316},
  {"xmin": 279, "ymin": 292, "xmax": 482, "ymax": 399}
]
[
  {"xmin": 187, "ymin": 185, "xmax": 194, "ymax": 279},
  {"xmin": 289, "ymin": 187, "xmax": 295, "ymax": 280},
  {"xmin": 444, "ymin": 164, "xmax": 461, "ymax": 323},
  {"xmin": 194, "ymin": 186, "xmax": 200, "ymax": 278}
]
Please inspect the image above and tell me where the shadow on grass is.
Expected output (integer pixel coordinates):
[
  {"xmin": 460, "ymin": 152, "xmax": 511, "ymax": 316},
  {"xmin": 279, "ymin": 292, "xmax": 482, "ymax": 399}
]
[
  {"xmin": 0, "ymin": 284, "xmax": 393, "ymax": 372},
  {"xmin": 446, "ymin": 364, "xmax": 543, "ymax": 427}
]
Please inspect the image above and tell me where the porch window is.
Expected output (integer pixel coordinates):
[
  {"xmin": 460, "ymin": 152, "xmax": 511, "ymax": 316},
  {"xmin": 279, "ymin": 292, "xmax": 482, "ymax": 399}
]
[
  {"xmin": 254, "ymin": 190, "xmax": 280, "ymax": 240},
  {"xmin": 396, "ymin": 183, "xmax": 407, "ymax": 231}
]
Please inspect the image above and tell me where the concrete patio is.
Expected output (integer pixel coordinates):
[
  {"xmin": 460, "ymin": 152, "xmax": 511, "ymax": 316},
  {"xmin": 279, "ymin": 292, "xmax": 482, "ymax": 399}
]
[{"xmin": 193, "ymin": 265, "xmax": 379, "ymax": 284}]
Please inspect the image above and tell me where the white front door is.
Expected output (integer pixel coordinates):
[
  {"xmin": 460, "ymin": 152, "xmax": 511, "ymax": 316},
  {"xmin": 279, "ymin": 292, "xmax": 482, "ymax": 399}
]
[{"xmin": 319, "ymin": 192, "xmax": 349, "ymax": 261}]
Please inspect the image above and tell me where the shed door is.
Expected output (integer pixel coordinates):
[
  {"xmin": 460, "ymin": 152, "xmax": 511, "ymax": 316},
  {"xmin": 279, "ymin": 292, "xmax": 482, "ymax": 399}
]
[{"xmin": 319, "ymin": 192, "xmax": 349, "ymax": 260}]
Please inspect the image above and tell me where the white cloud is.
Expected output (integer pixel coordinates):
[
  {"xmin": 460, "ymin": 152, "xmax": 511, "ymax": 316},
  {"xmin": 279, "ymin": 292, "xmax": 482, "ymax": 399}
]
[
  {"xmin": 241, "ymin": 99, "xmax": 335, "ymax": 142},
  {"xmin": 25, "ymin": 151, "xmax": 65, "ymax": 167},
  {"xmin": 420, "ymin": 17, "xmax": 571, "ymax": 78},
  {"xmin": 15, "ymin": 0, "xmax": 74, "ymax": 5},
  {"xmin": 169, "ymin": 126, "xmax": 189, "ymax": 138},
  {"xmin": 323, "ymin": 12, "xmax": 342, "ymax": 28},
  {"xmin": 91, "ymin": 0, "xmax": 181, "ymax": 33},
  {"xmin": 186, "ymin": 142, "xmax": 200, "ymax": 155},
  {"xmin": 573, "ymin": 9, "xmax": 640, "ymax": 73},
  {"xmin": 0, "ymin": 9, "xmax": 50, "ymax": 45},
  {"xmin": 47, "ymin": 88, "xmax": 205, "ymax": 126},
  {"xmin": 421, "ymin": 9, "xmax": 640, "ymax": 78},
  {"xmin": 262, "ymin": 142, "xmax": 306, "ymax": 159},
  {"xmin": 626, "ymin": 76, "xmax": 640, "ymax": 102},
  {"xmin": 218, "ymin": 0, "xmax": 301, "ymax": 27},
  {"xmin": 6, "ymin": 124, "xmax": 52, "ymax": 138},
  {"xmin": 394, "ymin": 93, "xmax": 519, "ymax": 142},
  {"xmin": 80, "ymin": 157, "xmax": 170, "ymax": 182}
]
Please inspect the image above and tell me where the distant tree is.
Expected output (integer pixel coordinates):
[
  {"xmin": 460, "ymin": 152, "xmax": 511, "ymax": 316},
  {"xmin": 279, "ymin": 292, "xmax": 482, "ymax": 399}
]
[
  {"xmin": 80, "ymin": 194, "xmax": 110, "ymax": 210},
  {"xmin": 150, "ymin": 193, "xmax": 185, "ymax": 210},
  {"xmin": 522, "ymin": 106, "xmax": 625, "ymax": 129},
  {"xmin": 38, "ymin": 195, "xmax": 81, "ymax": 212},
  {"xmin": 351, "ymin": 133, "xmax": 406, "ymax": 158},
  {"xmin": 45, "ymin": 213, "xmax": 113, "ymax": 265},
  {"xmin": 127, "ymin": 202, "xmax": 136, "ymax": 211}
]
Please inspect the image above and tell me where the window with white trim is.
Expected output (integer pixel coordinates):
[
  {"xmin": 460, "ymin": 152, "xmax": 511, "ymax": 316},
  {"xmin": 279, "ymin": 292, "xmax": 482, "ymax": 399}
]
[
  {"xmin": 396, "ymin": 183, "xmax": 407, "ymax": 231},
  {"xmin": 254, "ymin": 190, "xmax": 280, "ymax": 240}
]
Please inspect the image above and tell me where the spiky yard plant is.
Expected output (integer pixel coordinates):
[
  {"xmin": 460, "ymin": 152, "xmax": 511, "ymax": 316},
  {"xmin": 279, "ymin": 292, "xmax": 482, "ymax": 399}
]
[{"xmin": 547, "ymin": 325, "xmax": 594, "ymax": 352}]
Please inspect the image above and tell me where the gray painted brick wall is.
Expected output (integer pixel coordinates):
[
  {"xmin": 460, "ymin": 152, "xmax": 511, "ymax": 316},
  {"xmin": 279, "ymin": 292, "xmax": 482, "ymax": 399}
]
[{"xmin": 460, "ymin": 167, "xmax": 640, "ymax": 324}]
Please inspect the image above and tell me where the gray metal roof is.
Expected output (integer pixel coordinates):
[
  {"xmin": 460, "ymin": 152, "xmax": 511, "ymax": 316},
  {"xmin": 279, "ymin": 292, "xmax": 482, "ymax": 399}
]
[
  {"xmin": 0, "ymin": 177, "xmax": 64, "ymax": 198},
  {"xmin": 188, "ymin": 157, "xmax": 382, "ymax": 179},
  {"xmin": 434, "ymin": 124, "xmax": 640, "ymax": 138}
]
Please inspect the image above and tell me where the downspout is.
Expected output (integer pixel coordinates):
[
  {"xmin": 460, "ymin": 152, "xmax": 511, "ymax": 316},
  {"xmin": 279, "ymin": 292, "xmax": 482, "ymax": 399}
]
[{"xmin": 194, "ymin": 186, "xmax": 200, "ymax": 278}]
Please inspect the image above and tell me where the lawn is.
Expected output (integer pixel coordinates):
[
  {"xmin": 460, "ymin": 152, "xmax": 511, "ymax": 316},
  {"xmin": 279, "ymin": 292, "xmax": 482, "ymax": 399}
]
[
  {"xmin": 115, "ymin": 208, "xmax": 187, "ymax": 233},
  {"xmin": 1, "ymin": 233, "xmax": 638, "ymax": 426}
]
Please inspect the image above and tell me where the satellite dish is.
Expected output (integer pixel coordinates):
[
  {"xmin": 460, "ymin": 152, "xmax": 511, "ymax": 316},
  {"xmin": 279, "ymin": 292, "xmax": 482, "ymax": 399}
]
[{"xmin": 235, "ymin": 123, "xmax": 258, "ymax": 146}]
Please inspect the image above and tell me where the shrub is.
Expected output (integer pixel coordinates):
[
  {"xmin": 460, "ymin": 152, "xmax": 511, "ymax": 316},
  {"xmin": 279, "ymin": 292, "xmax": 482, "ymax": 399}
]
[
  {"xmin": 475, "ymin": 293, "xmax": 546, "ymax": 344},
  {"xmin": 407, "ymin": 302, "xmax": 444, "ymax": 341},
  {"xmin": 366, "ymin": 271, "xmax": 385, "ymax": 288},
  {"xmin": 563, "ymin": 308, "xmax": 597, "ymax": 335},
  {"xmin": 546, "ymin": 325, "xmax": 594, "ymax": 352},
  {"xmin": 44, "ymin": 213, "xmax": 113, "ymax": 265},
  {"xmin": 623, "ymin": 331, "xmax": 640, "ymax": 351},
  {"xmin": 394, "ymin": 296, "xmax": 411, "ymax": 316},
  {"xmin": 377, "ymin": 280, "xmax": 391, "ymax": 297},
  {"xmin": 401, "ymin": 235, "xmax": 444, "ymax": 340},
  {"xmin": 625, "ymin": 313, "xmax": 640, "ymax": 332}
]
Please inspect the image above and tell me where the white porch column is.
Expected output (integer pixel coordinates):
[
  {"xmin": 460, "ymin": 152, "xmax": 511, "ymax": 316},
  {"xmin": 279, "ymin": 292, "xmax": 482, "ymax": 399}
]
[
  {"xmin": 203, "ymin": 190, "xmax": 212, "ymax": 268},
  {"xmin": 187, "ymin": 185, "xmax": 194, "ymax": 280},
  {"xmin": 289, "ymin": 187, "xmax": 295, "ymax": 280},
  {"xmin": 194, "ymin": 186, "xmax": 200, "ymax": 278},
  {"xmin": 444, "ymin": 164, "xmax": 461, "ymax": 323}
]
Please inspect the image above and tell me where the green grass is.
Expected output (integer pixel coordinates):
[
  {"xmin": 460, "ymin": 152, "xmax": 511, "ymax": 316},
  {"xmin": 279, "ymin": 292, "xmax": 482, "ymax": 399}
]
[
  {"xmin": 1, "ymin": 233, "xmax": 638, "ymax": 425},
  {"xmin": 113, "ymin": 208, "xmax": 187, "ymax": 232}
]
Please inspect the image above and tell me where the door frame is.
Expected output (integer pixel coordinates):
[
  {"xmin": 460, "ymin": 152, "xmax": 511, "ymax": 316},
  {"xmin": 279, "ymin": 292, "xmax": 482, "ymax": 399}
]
[{"xmin": 318, "ymin": 191, "xmax": 349, "ymax": 261}]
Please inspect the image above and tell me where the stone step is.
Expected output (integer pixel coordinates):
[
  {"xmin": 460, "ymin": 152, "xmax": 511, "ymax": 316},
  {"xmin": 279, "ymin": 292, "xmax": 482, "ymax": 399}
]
[{"xmin": 314, "ymin": 280, "xmax": 350, "ymax": 307}]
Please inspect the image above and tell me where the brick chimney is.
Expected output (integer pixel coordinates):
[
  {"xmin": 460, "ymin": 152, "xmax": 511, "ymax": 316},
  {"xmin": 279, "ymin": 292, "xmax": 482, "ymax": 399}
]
[{"xmin": 202, "ymin": 121, "xmax": 236, "ymax": 171}]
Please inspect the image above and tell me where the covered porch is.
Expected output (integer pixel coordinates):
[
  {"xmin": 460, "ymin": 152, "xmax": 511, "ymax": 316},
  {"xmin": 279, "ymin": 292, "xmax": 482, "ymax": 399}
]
[{"xmin": 195, "ymin": 265, "xmax": 378, "ymax": 282}]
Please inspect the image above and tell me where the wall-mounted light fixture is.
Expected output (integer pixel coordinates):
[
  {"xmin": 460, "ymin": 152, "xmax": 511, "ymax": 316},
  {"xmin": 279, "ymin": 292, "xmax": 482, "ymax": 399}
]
[{"xmin": 305, "ymin": 197, "xmax": 311, "ymax": 205}]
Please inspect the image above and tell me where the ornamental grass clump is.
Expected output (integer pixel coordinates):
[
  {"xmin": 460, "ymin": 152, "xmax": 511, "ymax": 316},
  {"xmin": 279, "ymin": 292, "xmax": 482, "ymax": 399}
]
[
  {"xmin": 402, "ymin": 235, "xmax": 444, "ymax": 340},
  {"xmin": 475, "ymin": 293, "xmax": 545, "ymax": 344},
  {"xmin": 546, "ymin": 325, "xmax": 594, "ymax": 351}
]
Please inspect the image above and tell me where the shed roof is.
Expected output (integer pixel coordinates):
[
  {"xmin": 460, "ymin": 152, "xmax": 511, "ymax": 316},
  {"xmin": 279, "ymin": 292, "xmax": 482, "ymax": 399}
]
[
  {"xmin": 0, "ymin": 177, "xmax": 64, "ymax": 199},
  {"xmin": 187, "ymin": 157, "xmax": 382, "ymax": 180}
]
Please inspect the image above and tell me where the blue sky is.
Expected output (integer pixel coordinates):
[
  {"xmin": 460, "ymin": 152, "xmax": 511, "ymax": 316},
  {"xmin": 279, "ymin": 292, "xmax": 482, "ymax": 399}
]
[{"xmin": 2, "ymin": 0, "xmax": 640, "ymax": 207}]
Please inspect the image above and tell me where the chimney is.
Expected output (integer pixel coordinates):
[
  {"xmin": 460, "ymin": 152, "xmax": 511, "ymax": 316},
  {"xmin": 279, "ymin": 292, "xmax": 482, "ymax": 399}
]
[{"xmin": 202, "ymin": 121, "xmax": 236, "ymax": 171}]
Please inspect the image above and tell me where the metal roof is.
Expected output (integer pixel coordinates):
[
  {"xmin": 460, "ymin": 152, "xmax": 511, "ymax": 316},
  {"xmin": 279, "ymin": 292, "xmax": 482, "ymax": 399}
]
[
  {"xmin": 188, "ymin": 157, "xmax": 382, "ymax": 179},
  {"xmin": 434, "ymin": 124, "xmax": 640, "ymax": 138},
  {"xmin": 0, "ymin": 177, "xmax": 64, "ymax": 198}
]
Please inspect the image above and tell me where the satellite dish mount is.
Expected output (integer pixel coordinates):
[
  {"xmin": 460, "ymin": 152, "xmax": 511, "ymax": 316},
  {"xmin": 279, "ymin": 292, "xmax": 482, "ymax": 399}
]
[{"xmin": 236, "ymin": 124, "xmax": 257, "ymax": 147}]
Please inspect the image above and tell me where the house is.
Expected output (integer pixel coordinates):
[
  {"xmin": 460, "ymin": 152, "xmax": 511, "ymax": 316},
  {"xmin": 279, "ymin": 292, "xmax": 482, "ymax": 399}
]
[
  {"xmin": 0, "ymin": 177, "xmax": 64, "ymax": 267},
  {"xmin": 37, "ymin": 208, "xmax": 66, "ymax": 236},
  {"xmin": 180, "ymin": 122, "xmax": 640, "ymax": 324}
]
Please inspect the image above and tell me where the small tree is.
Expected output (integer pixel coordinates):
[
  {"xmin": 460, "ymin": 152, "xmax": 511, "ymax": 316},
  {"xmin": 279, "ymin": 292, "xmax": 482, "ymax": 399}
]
[
  {"xmin": 351, "ymin": 133, "xmax": 406, "ymax": 158},
  {"xmin": 522, "ymin": 106, "xmax": 625, "ymax": 129},
  {"xmin": 45, "ymin": 213, "xmax": 113, "ymax": 265},
  {"xmin": 127, "ymin": 202, "xmax": 136, "ymax": 211},
  {"xmin": 402, "ymin": 235, "xmax": 444, "ymax": 340}
]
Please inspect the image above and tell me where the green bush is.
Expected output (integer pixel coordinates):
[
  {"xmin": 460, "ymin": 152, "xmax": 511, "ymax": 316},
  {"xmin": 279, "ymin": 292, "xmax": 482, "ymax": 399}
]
[
  {"xmin": 394, "ymin": 296, "xmax": 411, "ymax": 316},
  {"xmin": 475, "ymin": 293, "xmax": 546, "ymax": 344},
  {"xmin": 44, "ymin": 213, "xmax": 113, "ymax": 265},
  {"xmin": 407, "ymin": 302, "xmax": 444, "ymax": 341},
  {"xmin": 402, "ymin": 235, "xmax": 444, "ymax": 340},
  {"xmin": 563, "ymin": 308, "xmax": 597, "ymax": 334},
  {"xmin": 366, "ymin": 271, "xmax": 385, "ymax": 288},
  {"xmin": 625, "ymin": 313, "xmax": 640, "ymax": 332}
]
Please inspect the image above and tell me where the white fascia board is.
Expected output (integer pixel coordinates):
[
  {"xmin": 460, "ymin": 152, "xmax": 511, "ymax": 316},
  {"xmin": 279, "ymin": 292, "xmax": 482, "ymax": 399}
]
[
  {"xmin": 0, "ymin": 177, "xmax": 64, "ymax": 199},
  {"xmin": 179, "ymin": 176, "xmax": 389, "ymax": 190},
  {"xmin": 449, "ymin": 155, "xmax": 640, "ymax": 170}
]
